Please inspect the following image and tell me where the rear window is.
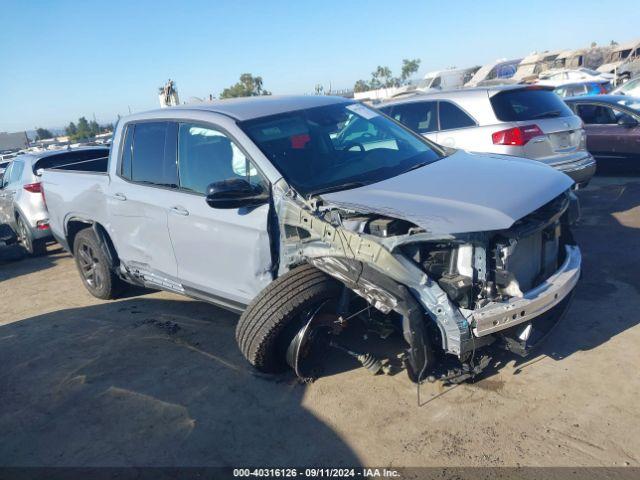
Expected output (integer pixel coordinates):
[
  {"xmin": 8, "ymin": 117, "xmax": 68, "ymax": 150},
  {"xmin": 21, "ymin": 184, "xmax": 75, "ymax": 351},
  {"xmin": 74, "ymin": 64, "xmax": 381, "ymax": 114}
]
[
  {"xmin": 490, "ymin": 89, "xmax": 574, "ymax": 121},
  {"xmin": 33, "ymin": 149, "xmax": 109, "ymax": 174}
]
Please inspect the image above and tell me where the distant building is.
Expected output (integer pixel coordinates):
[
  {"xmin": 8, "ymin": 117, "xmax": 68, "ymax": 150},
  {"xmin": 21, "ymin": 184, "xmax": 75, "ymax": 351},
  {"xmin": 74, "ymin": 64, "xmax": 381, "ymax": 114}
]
[{"xmin": 0, "ymin": 131, "xmax": 29, "ymax": 152}]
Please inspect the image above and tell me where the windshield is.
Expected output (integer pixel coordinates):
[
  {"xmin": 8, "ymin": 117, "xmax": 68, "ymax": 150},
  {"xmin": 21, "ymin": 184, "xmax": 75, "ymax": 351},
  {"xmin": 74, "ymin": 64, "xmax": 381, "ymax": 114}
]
[
  {"xmin": 616, "ymin": 97, "xmax": 640, "ymax": 113},
  {"xmin": 239, "ymin": 102, "xmax": 443, "ymax": 196},
  {"xmin": 418, "ymin": 77, "xmax": 435, "ymax": 89}
]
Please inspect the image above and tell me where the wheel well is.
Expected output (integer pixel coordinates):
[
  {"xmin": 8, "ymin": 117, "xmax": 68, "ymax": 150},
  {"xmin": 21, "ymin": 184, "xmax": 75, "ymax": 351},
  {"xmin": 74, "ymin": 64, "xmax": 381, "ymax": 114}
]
[
  {"xmin": 66, "ymin": 220, "xmax": 92, "ymax": 252},
  {"xmin": 66, "ymin": 220, "xmax": 120, "ymax": 268}
]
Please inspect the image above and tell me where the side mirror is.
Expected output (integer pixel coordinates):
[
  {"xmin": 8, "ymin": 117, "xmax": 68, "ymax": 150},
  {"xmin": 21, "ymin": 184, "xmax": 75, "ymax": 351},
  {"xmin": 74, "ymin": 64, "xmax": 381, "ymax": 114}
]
[
  {"xmin": 205, "ymin": 178, "xmax": 269, "ymax": 209},
  {"xmin": 618, "ymin": 115, "xmax": 638, "ymax": 127}
]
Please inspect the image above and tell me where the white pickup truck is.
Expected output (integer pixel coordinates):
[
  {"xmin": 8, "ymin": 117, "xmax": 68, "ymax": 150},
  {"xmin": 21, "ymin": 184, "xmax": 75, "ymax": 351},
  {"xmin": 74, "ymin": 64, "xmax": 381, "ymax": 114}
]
[{"xmin": 42, "ymin": 96, "xmax": 581, "ymax": 383}]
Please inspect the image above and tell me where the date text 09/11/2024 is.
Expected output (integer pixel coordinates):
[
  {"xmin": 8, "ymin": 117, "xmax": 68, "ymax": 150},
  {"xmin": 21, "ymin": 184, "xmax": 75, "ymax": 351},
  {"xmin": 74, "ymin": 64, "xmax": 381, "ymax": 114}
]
[{"xmin": 232, "ymin": 468, "xmax": 401, "ymax": 478}]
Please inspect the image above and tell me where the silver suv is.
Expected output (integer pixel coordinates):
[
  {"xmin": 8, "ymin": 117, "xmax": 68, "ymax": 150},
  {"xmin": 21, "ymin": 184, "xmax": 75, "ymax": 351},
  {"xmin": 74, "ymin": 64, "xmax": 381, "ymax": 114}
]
[
  {"xmin": 379, "ymin": 85, "xmax": 596, "ymax": 187},
  {"xmin": 0, "ymin": 147, "xmax": 109, "ymax": 255}
]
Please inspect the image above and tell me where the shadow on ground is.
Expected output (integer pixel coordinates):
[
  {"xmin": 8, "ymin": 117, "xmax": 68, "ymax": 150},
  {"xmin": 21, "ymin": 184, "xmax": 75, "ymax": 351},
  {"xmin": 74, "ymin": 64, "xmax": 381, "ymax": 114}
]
[
  {"xmin": 0, "ymin": 243, "xmax": 64, "ymax": 282},
  {"xmin": 494, "ymin": 178, "xmax": 640, "ymax": 375},
  {"xmin": 0, "ymin": 297, "xmax": 361, "ymax": 467}
]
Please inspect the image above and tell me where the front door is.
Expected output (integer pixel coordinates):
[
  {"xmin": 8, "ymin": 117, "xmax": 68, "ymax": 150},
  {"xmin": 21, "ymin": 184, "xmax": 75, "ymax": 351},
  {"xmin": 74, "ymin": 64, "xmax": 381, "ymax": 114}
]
[{"xmin": 167, "ymin": 122, "xmax": 272, "ymax": 308}]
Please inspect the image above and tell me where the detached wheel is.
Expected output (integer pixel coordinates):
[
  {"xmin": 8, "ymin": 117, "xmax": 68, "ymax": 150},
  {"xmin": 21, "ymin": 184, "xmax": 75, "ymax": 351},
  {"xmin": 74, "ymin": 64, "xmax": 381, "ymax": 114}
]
[
  {"xmin": 236, "ymin": 263, "xmax": 342, "ymax": 373},
  {"xmin": 17, "ymin": 216, "xmax": 46, "ymax": 256},
  {"xmin": 73, "ymin": 228, "xmax": 123, "ymax": 300}
]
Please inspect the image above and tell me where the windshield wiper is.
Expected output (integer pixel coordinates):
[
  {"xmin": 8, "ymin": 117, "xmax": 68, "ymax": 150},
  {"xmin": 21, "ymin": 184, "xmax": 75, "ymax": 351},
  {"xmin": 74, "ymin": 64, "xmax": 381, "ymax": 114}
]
[
  {"xmin": 310, "ymin": 181, "xmax": 369, "ymax": 196},
  {"xmin": 400, "ymin": 160, "xmax": 432, "ymax": 175},
  {"xmin": 531, "ymin": 110, "xmax": 562, "ymax": 119}
]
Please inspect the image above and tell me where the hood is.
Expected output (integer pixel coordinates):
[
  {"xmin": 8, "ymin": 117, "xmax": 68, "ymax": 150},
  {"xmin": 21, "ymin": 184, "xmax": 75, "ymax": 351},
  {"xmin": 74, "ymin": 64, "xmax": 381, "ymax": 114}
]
[
  {"xmin": 597, "ymin": 62, "xmax": 621, "ymax": 73},
  {"xmin": 321, "ymin": 150, "xmax": 573, "ymax": 235}
]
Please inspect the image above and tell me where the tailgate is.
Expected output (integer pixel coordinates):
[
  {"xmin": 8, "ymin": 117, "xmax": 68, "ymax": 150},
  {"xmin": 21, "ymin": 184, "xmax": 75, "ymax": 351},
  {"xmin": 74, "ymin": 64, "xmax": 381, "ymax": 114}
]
[
  {"xmin": 521, "ymin": 115, "xmax": 586, "ymax": 163},
  {"xmin": 41, "ymin": 169, "xmax": 110, "ymax": 245}
]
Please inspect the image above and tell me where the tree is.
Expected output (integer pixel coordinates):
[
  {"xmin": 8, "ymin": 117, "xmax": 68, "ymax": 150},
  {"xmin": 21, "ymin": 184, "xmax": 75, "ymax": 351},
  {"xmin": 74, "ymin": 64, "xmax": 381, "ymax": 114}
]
[
  {"xmin": 75, "ymin": 117, "xmax": 91, "ymax": 140},
  {"xmin": 35, "ymin": 128, "xmax": 53, "ymax": 140},
  {"xmin": 400, "ymin": 58, "xmax": 421, "ymax": 84},
  {"xmin": 65, "ymin": 122, "xmax": 77, "ymax": 137},
  {"xmin": 220, "ymin": 73, "xmax": 271, "ymax": 99},
  {"xmin": 89, "ymin": 120, "xmax": 100, "ymax": 136},
  {"xmin": 353, "ymin": 79, "xmax": 369, "ymax": 92},
  {"xmin": 370, "ymin": 65, "xmax": 395, "ymax": 89}
]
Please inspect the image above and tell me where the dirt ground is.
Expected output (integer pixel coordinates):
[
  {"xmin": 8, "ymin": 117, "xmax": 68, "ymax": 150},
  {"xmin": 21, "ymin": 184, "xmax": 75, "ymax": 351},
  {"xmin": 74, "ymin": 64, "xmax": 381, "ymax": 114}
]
[{"xmin": 0, "ymin": 176, "xmax": 639, "ymax": 469}]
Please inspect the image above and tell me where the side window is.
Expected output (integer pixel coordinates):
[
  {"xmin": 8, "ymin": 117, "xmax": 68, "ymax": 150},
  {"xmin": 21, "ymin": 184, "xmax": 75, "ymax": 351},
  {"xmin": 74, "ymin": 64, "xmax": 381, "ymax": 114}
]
[
  {"xmin": 120, "ymin": 124, "xmax": 134, "ymax": 180},
  {"xmin": 177, "ymin": 123, "xmax": 265, "ymax": 195},
  {"xmin": 7, "ymin": 160, "xmax": 24, "ymax": 186},
  {"xmin": 569, "ymin": 85, "xmax": 586, "ymax": 97},
  {"xmin": 1, "ymin": 163, "xmax": 12, "ymax": 187},
  {"xmin": 576, "ymin": 104, "xmax": 618, "ymax": 124},
  {"xmin": 439, "ymin": 101, "xmax": 476, "ymax": 130},
  {"xmin": 389, "ymin": 102, "xmax": 437, "ymax": 134},
  {"xmin": 128, "ymin": 122, "xmax": 178, "ymax": 187}
]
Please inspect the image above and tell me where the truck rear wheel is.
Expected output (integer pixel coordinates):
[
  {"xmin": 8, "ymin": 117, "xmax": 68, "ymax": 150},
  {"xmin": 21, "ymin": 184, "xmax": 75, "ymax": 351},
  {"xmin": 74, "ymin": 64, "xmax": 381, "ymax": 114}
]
[
  {"xmin": 236, "ymin": 264, "xmax": 342, "ymax": 373},
  {"xmin": 73, "ymin": 228, "xmax": 123, "ymax": 300}
]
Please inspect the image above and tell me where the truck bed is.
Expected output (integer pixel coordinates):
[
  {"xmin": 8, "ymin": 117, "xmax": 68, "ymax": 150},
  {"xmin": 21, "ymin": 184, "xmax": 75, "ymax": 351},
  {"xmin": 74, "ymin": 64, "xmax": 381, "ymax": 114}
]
[{"xmin": 41, "ymin": 168, "xmax": 111, "ymax": 251}]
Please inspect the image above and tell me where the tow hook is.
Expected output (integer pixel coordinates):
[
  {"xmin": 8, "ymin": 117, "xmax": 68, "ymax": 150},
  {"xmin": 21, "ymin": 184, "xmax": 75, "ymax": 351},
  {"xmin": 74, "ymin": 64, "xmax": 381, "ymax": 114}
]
[{"xmin": 426, "ymin": 355, "xmax": 492, "ymax": 385}]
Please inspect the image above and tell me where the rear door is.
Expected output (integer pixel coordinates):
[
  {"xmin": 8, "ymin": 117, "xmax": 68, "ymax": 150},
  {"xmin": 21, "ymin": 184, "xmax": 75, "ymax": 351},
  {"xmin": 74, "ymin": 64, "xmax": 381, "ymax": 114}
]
[
  {"xmin": 382, "ymin": 101, "xmax": 438, "ymax": 142},
  {"xmin": 0, "ymin": 160, "xmax": 24, "ymax": 228},
  {"xmin": 167, "ymin": 122, "xmax": 272, "ymax": 308},
  {"xmin": 0, "ymin": 162, "xmax": 15, "ymax": 224},
  {"xmin": 435, "ymin": 101, "xmax": 478, "ymax": 148},
  {"xmin": 107, "ymin": 121, "xmax": 181, "ymax": 288}
]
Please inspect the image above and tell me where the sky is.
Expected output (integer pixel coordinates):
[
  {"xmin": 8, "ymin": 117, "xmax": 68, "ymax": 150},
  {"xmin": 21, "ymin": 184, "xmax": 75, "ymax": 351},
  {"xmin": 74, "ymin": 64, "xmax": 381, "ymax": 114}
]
[{"xmin": 0, "ymin": 0, "xmax": 638, "ymax": 132}]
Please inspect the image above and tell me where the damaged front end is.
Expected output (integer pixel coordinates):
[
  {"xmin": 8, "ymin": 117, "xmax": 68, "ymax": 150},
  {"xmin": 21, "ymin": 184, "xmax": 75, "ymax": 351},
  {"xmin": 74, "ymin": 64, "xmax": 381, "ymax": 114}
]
[{"xmin": 273, "ymin": 178, "xmax": 581, "ymax": 383}]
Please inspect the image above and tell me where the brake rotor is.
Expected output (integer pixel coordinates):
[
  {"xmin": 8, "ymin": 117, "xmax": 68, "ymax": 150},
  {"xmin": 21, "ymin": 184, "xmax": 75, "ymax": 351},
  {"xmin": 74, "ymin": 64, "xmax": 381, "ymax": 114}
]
[{"xmin": 286, "ymin": 304, "xmax": 339, "ymax": 380}]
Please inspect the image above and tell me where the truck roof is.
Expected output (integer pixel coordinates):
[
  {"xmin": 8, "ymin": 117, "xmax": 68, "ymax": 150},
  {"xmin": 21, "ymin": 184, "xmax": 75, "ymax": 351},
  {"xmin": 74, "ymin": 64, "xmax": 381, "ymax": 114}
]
[{"xmin": 126, "ymin": 95, "xmax": 353, "ymax": 122}]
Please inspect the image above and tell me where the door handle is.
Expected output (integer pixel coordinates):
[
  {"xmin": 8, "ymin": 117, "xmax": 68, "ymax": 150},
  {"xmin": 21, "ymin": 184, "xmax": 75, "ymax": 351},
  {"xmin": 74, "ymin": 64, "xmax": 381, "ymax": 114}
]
[
  {"xmin": 170, "ymin": 206, "xmax": 189, "ymax": 216},
  {"xmin": 113, "ymin": 193, "xmax": 127, "ymax": 201}
]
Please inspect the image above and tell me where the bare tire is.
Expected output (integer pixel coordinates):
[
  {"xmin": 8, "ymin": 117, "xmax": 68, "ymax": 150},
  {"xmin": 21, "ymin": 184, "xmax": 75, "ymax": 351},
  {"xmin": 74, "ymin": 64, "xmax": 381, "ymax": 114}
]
[
  {"xmin": 17, "ymin": 216, "xmax": 47, "ymax": 256},
  {"xmin": 236, "ymin": 264, "xmax": 342, "ymax": 373},
  {"xmin": 73, "ymin": 228, "xmax": 123, "ymax": 300}
]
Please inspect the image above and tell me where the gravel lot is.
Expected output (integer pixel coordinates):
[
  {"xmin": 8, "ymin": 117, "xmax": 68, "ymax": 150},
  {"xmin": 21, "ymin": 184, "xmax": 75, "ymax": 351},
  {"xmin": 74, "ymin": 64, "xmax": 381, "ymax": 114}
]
[{"xmin": 0, "ymin": 176, "xmax": 639, "ymax": 468}]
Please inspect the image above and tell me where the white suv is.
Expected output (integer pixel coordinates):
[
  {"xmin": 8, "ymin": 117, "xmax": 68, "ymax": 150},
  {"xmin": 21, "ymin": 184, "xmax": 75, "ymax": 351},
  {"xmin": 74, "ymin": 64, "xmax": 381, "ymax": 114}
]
[{"xmin": 379, "ymin": 85, "xmax": 596, "ymax": 187}]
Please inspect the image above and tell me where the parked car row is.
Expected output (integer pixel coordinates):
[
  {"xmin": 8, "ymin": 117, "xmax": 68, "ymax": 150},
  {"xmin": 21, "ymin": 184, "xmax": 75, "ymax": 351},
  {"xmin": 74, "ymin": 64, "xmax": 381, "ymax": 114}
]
[{"xmin": 356, "ymin": 39, "xmax": 640, "ymax": 105}]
